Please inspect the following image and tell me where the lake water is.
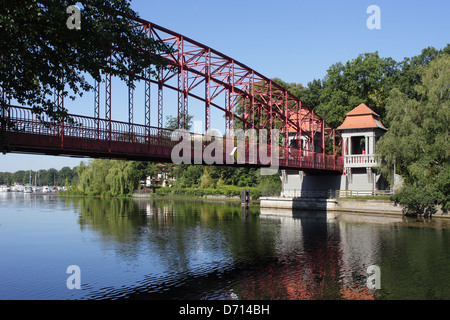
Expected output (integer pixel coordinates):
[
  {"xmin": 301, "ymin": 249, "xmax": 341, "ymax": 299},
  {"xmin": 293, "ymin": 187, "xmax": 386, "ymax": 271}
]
[{"xmin": 1, "ymin": 192, "xmax": 449, "ymax": 300}]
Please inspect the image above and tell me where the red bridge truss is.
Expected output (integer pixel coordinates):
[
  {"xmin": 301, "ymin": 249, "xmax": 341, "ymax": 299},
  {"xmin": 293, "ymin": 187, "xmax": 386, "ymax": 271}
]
[{"xmin": 1, "ymin": 17, "xmax": 343, "ymax": 174}]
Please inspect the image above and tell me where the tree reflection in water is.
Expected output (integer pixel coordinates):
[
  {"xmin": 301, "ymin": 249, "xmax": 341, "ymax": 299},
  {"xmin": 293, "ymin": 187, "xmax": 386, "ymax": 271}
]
[{"xmin": 64, "ymin": 197, "xmax": 376, "ymax": 300}]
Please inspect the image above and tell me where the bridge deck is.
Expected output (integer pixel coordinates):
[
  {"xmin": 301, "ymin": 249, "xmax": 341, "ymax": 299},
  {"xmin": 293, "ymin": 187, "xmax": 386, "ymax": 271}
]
[{"xmin": 2, "ymin": 106, "xmax": 343, "ymax": 173}]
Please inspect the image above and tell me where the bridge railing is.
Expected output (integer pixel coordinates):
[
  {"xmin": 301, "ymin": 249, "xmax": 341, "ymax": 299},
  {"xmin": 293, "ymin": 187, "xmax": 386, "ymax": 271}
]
[
  {"xmin": 6, "ymin": 106, "xmax": 57, "ymax": 136},
  {"xmin": 262, "ymin": 189, "xmax": 392, "ymax": 198},
  {"xmin": 5, "ymin": 105, "xmax": 179, "ymax": 147},
  {"xmin": 280, "ymin": 149, "xmax": 343, "ymax": 171},
  {"xmin": 334, "ymin": 189, "xmax": 392, "ymax": 197},
  {"xmin": 4, "ymin": 106, "xmax": 343, "ymax": 171}
]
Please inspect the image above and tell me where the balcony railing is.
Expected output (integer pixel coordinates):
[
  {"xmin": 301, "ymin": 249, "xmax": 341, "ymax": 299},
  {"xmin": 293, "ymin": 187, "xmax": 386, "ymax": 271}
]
[
  {"xmin": 344, "ymin": 154, "xmax": 378, "ymax": 167},
  {"xmin": 261, "ymin": 189, "xmax": 393, "ymax": 198}
]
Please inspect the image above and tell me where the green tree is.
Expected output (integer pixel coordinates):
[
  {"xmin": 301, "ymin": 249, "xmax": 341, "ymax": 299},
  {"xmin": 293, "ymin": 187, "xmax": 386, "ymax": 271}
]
[
  {"xmin": 314, "ymin": 52, "xmax": 398, "ymax": 128},
  {"xmin": 47, "ymin": 168, "xmax": 58, "ymax": 186},
  {"xmin": 302, "ymin": 79, "xmax": 323, "ymax": 109},
  {"xmin": 78, "ymin": 159, "xmax": 109, "ymax": 194},
  {"xmin": 199, "ymin": 167, "xmax": 215, "ymax": 189},
  {"xmin": 176, "ymin": 165, "xmax": 203, "ymax": 187},
  {"xmin": 271, "ymin": 78, "xmax": 306, "ymax": 99},
  {"xmin": 0, "ymin": 172, "xmax": 8, "ymax": 185},
  {"xmin": 394, "ymin": 46, "xmax": 444, "ymax": 100},
  {"xmin": 165, "ymin": 114, "xmax": 194, "ymax": 131},
  {"xmin": 377, "ymin": 54, "xmax": 450, "ymax": 215},
  {"xmin": 77, "ymin": 159, "xmax": 140, "ymax": 196},
  {"xmin": 37, "ymin": 169, "xmax": 47, "ymax": 185},
  {"xmin": 142, "ymin": 163, "xmax": 160, "ymax": 183},
  {"xmin": 0, "ymin": 0, "xmax": 173, "ymax": 129},
  {"xmin": 59, "ymin": 166, "xmax": 76, "ymax": 185},
  {"xmin": 12, "ymin": 170, "xmax": 27, "ymax": 184},
  {"xmin": 75, "ymin": 161, "xmax": 86, "ymax": 184},
  {"xmin": 258, "ymin": 173, "xmax": 281, "ymax": 192},
  {"xmin": 391, "ymin": 184, "xmax": 438, "ymax": 218},
  {"xmin": 105, "ymin": 160, "xmax": 140, "ymax": 195}
]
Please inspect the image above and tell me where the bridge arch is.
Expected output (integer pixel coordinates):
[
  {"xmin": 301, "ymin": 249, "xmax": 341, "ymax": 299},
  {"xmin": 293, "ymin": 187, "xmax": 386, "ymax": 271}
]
[{"xmin": 106, "ymin": 17, "xmax": 341, "ymax": 156}]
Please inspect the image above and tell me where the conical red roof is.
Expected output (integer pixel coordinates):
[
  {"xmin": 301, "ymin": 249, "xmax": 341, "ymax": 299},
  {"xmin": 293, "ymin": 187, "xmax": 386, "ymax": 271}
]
[
  {"xmin": 345, "ymin": 103, "xmax": 380, "ymax": 116},
  {"xmin": 337, "ymin": 104, "xmax": 386, "ymax": 130}
]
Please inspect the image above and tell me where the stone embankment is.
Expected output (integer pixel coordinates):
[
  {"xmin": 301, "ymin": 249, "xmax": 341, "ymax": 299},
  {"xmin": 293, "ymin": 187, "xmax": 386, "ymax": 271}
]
[{"xmin": 260, "ymin": 197, "xmax": 448, "ymax": 222}]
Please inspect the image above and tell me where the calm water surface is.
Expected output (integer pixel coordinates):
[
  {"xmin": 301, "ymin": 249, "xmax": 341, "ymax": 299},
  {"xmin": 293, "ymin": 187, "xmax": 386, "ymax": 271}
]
[{"xmin": 1, "ymin": 192, "xmax": 449, "ymax": 300}]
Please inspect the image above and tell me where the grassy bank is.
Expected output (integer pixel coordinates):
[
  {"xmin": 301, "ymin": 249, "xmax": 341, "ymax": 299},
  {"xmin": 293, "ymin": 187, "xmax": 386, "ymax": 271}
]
[
  {"xmin": 143, "ymin": 185, "xmax": 261, "ymax": 199},
  {"xmin": 59, "ymin": 185, "xmax": 262, "ymax": 200},
  {"xmin": 58, "ymin": 189, "xmax": 135, "ymax": 198}
]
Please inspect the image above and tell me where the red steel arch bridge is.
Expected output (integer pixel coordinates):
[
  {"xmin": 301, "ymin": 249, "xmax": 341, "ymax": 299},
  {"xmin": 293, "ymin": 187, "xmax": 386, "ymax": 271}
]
[{"xmin": 1, "ymin": 16, "xmax": 343, "ymax": 174}]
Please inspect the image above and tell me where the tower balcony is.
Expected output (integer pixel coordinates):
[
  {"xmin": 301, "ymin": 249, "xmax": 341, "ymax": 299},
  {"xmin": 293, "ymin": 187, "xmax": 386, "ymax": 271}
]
[{"xmin": 344, "ymin": 154, "xmax": 378, "ymax": 168}]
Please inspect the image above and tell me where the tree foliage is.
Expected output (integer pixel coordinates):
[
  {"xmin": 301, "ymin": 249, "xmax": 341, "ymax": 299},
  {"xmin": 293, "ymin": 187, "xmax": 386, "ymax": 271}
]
[
  {"xmin": 0, "ymin": 166, "xmax": 77, "ymax": 186},
  {"xmin": 377, "ymin": 54, "xmax": 450, "ymax": 215},
  {"xmin": 268, "ymin": 46, "xmax": 449, "ymax": 130},
  {"xmin": 165, "ymin": 113, "xmax": 194, "ymax": 131},
  {"xmin": 391, "ymin": 185, "xmax": 438, "ymax": 218},
  {"xmin": 0, "ymin": 0, "xmax": 172, "ymax": 126},
  {"xmin": 314, "ymin": 52, "xmax": 398, "ymax": 128},
  {"xmin": 78, "ymin": 159, "xmax": 141, "ymax": 196}
]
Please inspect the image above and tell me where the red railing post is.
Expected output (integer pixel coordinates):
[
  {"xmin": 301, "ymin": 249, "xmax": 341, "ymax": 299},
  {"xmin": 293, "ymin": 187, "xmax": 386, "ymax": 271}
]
[{"xmin": 60, "ymin": 122, "xmax": 64, "ymax": 149}]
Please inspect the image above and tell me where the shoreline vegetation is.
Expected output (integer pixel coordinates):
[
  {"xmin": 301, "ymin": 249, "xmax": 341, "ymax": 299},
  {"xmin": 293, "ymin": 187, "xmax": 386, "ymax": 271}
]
[
  {"xmin": 59, "ymin": 185, "xmax": 262, "ymax": 201},
  {"xmin": 56, "ymin": 160, "xmax": 280, "ymax": 200},
  {"xmin": 59, "ymin": 187, "xmax": 393, "ymax": 202}
]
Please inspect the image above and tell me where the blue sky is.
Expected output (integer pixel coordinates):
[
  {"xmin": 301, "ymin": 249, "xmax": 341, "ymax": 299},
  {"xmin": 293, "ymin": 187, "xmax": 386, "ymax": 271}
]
[{"xmin": 1, "ymin": 0, "xmax": 449, "ymax": 172}]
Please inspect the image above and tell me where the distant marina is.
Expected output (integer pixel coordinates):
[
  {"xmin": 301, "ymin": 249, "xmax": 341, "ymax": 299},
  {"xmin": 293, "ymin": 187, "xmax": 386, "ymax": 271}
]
[{"xmin": 0, "ymin": 183, "xmax": 66, "ymax": 193}]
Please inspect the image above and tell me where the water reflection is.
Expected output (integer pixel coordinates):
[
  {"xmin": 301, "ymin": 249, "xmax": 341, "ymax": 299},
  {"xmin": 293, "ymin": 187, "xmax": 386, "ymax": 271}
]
[
  {"xmin": 1, "ymin": 193, "xmax": 449, "ymax": 300},
  {"xmin": 74, "ymin": 197, "xmax": 144, "ymax": 241},
  {"xmin": 252, "ymin": 213, "xmax": 375, "ymax": 300},
  {"xmin": 63, "ymin": 197, "xmax": 379, "ymax": 299}
]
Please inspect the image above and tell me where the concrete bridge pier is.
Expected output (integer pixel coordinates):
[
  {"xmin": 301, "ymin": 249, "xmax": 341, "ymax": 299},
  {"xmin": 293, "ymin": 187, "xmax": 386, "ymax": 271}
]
[{"xmin": 279, "ymin": 169, "xmax": 344, "ymax": 197}]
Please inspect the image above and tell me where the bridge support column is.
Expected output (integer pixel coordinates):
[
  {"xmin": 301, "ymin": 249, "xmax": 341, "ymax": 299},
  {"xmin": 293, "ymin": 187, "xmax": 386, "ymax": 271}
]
[{"xmin": 278, "ymin": 169, "xmax": 344, "ymax": 197}]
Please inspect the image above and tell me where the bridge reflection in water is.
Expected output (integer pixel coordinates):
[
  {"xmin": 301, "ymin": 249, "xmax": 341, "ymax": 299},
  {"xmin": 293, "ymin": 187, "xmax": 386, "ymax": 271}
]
[
  {"xmin": 70, "ymin": 197, "xmax": 376, "ymax": 300},
  {"xmin": 4, "ymin": 193, "xmax": 449, "ymax": 300}
]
